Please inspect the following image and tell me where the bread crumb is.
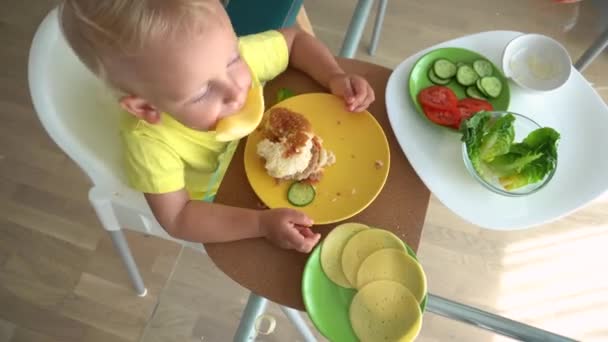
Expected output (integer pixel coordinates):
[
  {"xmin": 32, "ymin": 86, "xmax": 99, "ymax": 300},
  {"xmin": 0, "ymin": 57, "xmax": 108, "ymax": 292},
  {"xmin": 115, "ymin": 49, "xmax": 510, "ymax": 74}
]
[
  {"xmin": 256, "ymin": 201, "xmax": 268, "ymax": 209},
  {"xmin": 336, "ymin": 192, "xmax": 341, "ymax": 197},
  {"xmin": 337, "ymin": 120, "xmax": 342, "ymax": 125},
  {"xmin": 351, "ymin": 154, "xmax": 356, "ymax": 159},
  {"xmin": 374, "ymin": 160, "xmax": 384, "ymax": 169},
  {"xmin": 351, "ymin": 188, "xmax": 357, "ymax": 195},
  {"xmin": 331, "ymin": 197, "xmax": 337, "ymax": 202}
]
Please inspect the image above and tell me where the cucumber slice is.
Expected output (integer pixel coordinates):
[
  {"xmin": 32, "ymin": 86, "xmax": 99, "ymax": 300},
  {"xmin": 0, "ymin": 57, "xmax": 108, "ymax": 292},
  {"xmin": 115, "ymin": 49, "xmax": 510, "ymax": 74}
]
[
  {"xmin": 428, "ymin": 69, "xmax": 451, "ymax": 85},
  {"xmin": 479, "ymin": 76, "xmax": 503, "ymax": 98},
  {"xmin": 476, "ymin": 79, "xmax": 490, "ymax": 97},
  {"xmin": 456, "ymin": 65, "xmax": 479, "ymax": 86},
  {"xmin": 277, "ymin": 88, "xmax": 295, "ymax": 102},
  {"xmin": 466, "ymin": 86, "xmax": 487, "ymax": 100},
  {"xmin": 287, "ymin": 182, "xmax": 315, "ymax": 207},
  {"xmin": 473, "ymin": 60, "xmax": 493, "ymax": 77},
  {"xmin": 433, "ymin": 59, "xmax": 457, "ymax": 79}
]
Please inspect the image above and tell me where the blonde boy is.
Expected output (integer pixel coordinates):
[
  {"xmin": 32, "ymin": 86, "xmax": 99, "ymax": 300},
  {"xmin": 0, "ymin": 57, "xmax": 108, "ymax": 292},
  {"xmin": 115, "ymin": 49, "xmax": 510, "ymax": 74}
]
[{"xmin": 60, "ymin": 0, "xmax": 375, "ymax": 253}]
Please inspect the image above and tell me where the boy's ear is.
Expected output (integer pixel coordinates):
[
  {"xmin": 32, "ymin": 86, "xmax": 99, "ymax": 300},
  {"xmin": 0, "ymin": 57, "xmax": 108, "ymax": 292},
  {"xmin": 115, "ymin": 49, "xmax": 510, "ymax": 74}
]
[{"xmin": 119, "ymin": 95, "xmax": 161, "ymax": 124}]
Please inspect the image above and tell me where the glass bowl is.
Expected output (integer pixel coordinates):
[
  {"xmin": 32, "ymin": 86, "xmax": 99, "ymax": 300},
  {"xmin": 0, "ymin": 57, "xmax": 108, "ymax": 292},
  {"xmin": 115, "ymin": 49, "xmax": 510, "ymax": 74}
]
[{"xmin": 461, "ymin": 111, "xmax": 557, "ymax": 197}]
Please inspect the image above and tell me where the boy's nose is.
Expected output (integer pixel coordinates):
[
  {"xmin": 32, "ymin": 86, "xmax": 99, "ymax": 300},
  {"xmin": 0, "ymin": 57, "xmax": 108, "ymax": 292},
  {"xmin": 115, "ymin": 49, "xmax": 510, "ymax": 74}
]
[
  {"xmin": 223, "ymin": 86, "xmax": 240, "ymax": 104},
  {"xmin": 221, "ymin": 79, "xmax": 243, "ymax": 105}
]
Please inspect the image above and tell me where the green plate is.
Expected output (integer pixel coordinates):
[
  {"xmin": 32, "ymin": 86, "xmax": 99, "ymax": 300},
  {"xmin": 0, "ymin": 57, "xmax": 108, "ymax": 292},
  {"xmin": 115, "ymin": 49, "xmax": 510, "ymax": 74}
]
[
  {"xmin": 302, "ymin": 241, "xmax": 427, "ymax": 341},
  {"xmin": 409, "ymin": 47, "xmax": 510, "ymax": 130}
]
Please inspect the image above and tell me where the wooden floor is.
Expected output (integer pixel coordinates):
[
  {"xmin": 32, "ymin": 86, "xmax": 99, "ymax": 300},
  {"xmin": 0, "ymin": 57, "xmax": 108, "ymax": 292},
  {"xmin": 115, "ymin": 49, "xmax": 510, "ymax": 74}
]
[{"xmin": 1, "ymin": 0, "xmax": 608, "ymax": 341}]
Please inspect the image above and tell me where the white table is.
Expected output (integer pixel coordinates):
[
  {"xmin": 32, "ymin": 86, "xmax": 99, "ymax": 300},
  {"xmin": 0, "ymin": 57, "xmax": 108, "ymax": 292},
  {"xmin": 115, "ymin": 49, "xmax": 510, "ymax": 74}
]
[{"xmin": 385, "ymin": 31, "xmax": 608, "ymax": 230}]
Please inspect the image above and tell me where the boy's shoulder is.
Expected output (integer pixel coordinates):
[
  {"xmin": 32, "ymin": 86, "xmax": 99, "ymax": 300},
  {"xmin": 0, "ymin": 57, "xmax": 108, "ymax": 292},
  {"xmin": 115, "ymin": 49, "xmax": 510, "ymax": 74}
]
[{"xmin": 238, "ymin": 30, "xmax": 289, "ymax": 84}]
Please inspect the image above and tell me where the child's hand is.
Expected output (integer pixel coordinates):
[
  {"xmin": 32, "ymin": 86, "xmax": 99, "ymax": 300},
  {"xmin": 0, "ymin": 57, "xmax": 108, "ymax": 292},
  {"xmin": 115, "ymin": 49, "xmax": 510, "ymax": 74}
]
[
  {"xmin": 329, "ymin": 73, "xmax": 375, "ymax": 112},
  {"xmin": 258, "ymin": 208, "xmax": 320, "ymax": 253}
]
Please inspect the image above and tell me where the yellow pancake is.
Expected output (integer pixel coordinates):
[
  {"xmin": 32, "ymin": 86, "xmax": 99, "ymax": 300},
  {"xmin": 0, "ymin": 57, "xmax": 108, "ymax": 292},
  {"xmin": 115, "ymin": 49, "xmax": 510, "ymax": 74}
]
[
  {"xmin": 320, "ymin": 223, "xmax": 369, "ymax": 288},
  {"xmin": 341, "ymin": 229, "xmax": 406, "ymax": 287},
  {"xmin": 214, "ymin": 83, "xmax": 264, "ymax": 142},
  {"xmin": 350, "ymin": 280, "xmax": 422, "ymax": 342},
  {"xmin": 356, "ymin": 249, "xmax": 427, "ymax": 303}
]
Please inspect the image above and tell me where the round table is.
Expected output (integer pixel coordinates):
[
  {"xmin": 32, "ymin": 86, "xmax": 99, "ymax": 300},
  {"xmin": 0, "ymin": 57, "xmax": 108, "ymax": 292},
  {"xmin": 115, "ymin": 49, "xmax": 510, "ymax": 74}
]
[{"xmin": 205, "ymin": 58, "xmax": 431, "ymax": 310}]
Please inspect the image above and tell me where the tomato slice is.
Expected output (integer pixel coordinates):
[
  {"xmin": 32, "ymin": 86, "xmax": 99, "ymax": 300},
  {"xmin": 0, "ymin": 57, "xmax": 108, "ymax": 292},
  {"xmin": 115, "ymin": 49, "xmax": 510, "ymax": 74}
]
[
  {"xmin": 418, "ymin": 86, "xmax": 458, "ymax": 110},
  {"xmin": 422, "ymin": 104, "xmax": 460, "ymax": 128},
  {"xmin": 457, "ymin": 98, "xmax": 494, "ymax": 121}
]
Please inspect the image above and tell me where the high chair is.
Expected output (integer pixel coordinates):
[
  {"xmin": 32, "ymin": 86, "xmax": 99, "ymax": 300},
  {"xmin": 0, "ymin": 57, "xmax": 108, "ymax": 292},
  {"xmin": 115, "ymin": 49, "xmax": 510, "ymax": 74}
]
[{"xmin": 28, "ymin": 7, "xmax": 316, "ymax": 342}]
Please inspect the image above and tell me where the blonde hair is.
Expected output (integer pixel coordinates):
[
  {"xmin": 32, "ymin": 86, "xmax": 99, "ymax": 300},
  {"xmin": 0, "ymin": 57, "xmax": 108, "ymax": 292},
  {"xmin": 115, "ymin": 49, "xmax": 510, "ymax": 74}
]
[{"xmin": 60, "ymin": 0, "xmax": 224, "ymax": 91}]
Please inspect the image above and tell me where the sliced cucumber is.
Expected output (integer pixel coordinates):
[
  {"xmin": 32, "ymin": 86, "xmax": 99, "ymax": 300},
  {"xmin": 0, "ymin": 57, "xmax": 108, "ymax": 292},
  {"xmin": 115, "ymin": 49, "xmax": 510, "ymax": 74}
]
[
  {"xmin": 476, "ymin": 79, "xmax": 490, "ymax": 97},
  {"xmin": 287, "ymin": 182, "xmax": 315, "ymax": 207},
  {"xmin": 479, "ymin": 76, "xmax": 503, "ymax": 98},
  {"xmin": 466, "ymin": 86, "xmax": 487, "ymax": 100},
  {"xmin": 277, "ymin": 88, "xmax": 295, "ymax": 102},
  {"xmin": 456, "ymin": 64, "xmax": 479, "ymax": 86},
  {"xmin": 428, "ymin": 69, "xmax": 451, "ymax": 85},
  {"xmin": 473, "ymin": 60, "xmax": 493, "ymax": 77},
  {"xmin": 433, "ymin": 59, "xmax": 457, "ymax": 79}
]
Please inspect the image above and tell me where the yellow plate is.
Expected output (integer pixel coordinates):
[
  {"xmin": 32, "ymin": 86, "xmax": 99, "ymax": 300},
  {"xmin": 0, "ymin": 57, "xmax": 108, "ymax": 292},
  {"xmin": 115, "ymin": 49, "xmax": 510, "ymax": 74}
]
[{"xmin": 244, "ymin": 93, "xmax": 390, "ymax": 224}]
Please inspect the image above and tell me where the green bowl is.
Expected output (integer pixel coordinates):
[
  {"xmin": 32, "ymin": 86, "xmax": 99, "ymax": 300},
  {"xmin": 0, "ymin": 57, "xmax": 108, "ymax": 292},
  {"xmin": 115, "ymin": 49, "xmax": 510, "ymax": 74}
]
[
  {"xmin": 302, "ymin": 241, "xmax": 427, "ymax": 342},
  {"xmin": 409, "ymin": 47, "xmax": 511, "ymax": 130}
]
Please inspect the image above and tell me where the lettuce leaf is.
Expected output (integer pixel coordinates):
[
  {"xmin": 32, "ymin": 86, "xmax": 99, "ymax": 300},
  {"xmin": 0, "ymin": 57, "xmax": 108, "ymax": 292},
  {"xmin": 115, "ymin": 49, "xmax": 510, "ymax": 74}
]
[
  {"xmin": 479, "ymin": 113, "xmax": 515, "ymax": 162},
  {"xmin": 460, "ymin": 111, "xmax": 492, "ymax": 176},
  {"xmin": 486, "ymin": 149, "xmax": 543, "ymax": 177},
  {"xmin": 461, "ymin": 112, "xmax": 560, "ymax": 191},
  {"xmin": 496, "ymin": 127, "xmax": 560, "ymax": 190}
]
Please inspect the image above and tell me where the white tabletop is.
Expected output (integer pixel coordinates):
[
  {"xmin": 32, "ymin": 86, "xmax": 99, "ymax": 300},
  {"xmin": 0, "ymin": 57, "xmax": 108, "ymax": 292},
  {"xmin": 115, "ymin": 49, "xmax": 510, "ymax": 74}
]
[{"xmin": 385, "ymin": 31, "xmax": 608, "ymax": 230}]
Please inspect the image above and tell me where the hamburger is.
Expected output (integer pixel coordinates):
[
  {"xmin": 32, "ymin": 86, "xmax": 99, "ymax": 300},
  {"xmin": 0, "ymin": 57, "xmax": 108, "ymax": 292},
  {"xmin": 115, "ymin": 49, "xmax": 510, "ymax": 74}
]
[{"xmin": 256, "ymin": 107, "xmax": 335, "ymax": 183}]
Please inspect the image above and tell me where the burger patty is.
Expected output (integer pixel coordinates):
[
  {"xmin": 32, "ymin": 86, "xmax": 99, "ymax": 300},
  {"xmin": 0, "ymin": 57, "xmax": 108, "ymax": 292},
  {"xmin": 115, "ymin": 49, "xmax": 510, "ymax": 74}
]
[{"xmin": 283, "ymin": 136, "xmax": 335, "ymax": 182}]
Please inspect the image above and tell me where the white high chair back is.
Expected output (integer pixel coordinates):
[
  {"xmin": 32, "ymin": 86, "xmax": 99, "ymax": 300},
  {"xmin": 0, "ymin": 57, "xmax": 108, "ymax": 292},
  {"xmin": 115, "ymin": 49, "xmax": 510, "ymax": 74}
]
[{"xmin": 28, "ymin": 7, "xmax": 201, "ymax": 295}]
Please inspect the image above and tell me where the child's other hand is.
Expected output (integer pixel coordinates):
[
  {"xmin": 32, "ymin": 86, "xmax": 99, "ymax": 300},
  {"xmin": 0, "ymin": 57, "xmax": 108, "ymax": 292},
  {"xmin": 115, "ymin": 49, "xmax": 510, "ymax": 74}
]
[
  {"xmin": 258, "ymin": 208, "xmax": 320, "ymax": 253},
  {"xmin": 329, "ymin": 73, "xmax": 375, "ymax": 112}
]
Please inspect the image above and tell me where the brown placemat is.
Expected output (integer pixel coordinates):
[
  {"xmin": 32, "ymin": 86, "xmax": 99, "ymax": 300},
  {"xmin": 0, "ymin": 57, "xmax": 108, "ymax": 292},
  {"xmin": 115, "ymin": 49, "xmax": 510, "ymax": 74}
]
[{"xmin": 205, "ymin": 59, "xmax": 430, "ymax": 310}]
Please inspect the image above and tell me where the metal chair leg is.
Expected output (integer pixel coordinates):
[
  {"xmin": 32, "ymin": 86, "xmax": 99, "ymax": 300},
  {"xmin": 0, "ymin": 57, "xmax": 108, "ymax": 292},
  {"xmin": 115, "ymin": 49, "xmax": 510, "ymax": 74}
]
[
  {"xmin": 339, "ymin": 0, "xmax": 374, "ymax": 58},
  {"xmin": 108, "ymin": 229, "xmax": 147, "ymax": 296},
  {"xmin": 279, "ymin": 306, "xmax": 317, "ymax": 342},
  {"xmin": 234, "ymin": 293, "xmax": 269, "ymax": 342},
  {"xmin": 369, "ymin": 0, "xmax": 388, "ymax": 56},
  {"xmin": 575, "ymin": 26, "xmax": 608, "ymax": 72},
  {"xmin": 427, "ymin": 294, "xmax": 577, "ymax": 342}
]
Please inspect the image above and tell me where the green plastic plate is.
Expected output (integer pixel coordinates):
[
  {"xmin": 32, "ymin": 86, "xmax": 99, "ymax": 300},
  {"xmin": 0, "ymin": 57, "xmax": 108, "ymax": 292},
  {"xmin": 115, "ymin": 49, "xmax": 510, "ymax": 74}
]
[
  {"xmin": 409, "ymin": 47, "xmax": 510, "ymax": 130},
  {"xmin": 302, "ymin": 241, "xmax": 427, "ymax": 341}
]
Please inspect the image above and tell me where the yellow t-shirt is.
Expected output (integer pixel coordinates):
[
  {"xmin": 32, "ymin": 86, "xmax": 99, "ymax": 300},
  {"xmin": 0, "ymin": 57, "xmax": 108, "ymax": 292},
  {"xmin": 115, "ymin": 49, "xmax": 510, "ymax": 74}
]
[{"xmin": 121, "ymin": 30, "xmax": 289, "ymax": 200}]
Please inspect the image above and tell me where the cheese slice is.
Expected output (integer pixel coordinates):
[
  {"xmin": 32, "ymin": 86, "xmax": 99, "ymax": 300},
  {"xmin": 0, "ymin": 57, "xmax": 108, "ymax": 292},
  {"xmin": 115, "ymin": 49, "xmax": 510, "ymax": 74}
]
[
  {"xmin": 215, "ymin": 84, "xmax": 264, "ymax": 142},
  {"xmin": 320, "ymin": 223, "xmax": 369, "ymax": 288},
  {"xmin": 341, "ymin": 229, "xmax": 406, "ymax": 287},
  {"xmin": 356, "ymin": 248, "xmax": 427, "ymax": 303},
  {"xmin": 350, "ymin": 280, "xmax": 422, "ymax": 342}
]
